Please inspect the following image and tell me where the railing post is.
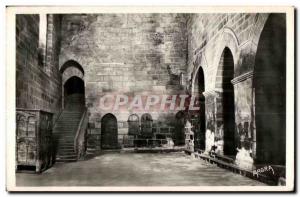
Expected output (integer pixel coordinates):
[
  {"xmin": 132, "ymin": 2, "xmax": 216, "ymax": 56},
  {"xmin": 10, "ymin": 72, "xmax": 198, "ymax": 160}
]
[{"xmin": 74, "ymin": 108, "xmax": 88, "ymax": 160}]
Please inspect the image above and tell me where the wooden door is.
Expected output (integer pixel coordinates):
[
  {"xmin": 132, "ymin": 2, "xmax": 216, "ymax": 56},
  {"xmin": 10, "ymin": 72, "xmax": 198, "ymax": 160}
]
[{"xmin": 101, "ymin": 114, "xmax": 118, "ymax": 149}]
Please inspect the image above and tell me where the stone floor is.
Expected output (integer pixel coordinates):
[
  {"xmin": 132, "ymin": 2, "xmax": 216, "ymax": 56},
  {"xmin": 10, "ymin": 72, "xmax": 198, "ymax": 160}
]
[{"xmin": 16, "ymin": 152, "xmax": 266, "ymax": 186}]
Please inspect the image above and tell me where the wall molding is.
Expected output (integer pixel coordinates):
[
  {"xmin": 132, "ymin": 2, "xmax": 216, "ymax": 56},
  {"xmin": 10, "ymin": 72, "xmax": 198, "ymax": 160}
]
[
  {"xmin": 231, "ymin": 71, "xmax": 254, "ymax": 85},
  {"xmin": 203, "ymin": 90, "xmax": 217, "ymax": 97}
]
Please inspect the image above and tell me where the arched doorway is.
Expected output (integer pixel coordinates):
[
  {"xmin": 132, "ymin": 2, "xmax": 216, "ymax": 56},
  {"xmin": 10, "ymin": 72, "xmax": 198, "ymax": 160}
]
[
  {"xmin": 60, "ymin": 60, "xmax": 85, "ymax": 110},
  {"xmin": 141, "ymin": 113, "xmax": 153, "ymax": 138},
  {"xmin": 128, "ymin": 114, "xmax": 140, "ymax": 135},
  {"xmin": 254, "ymin": 14, "xmax": 286, "ymax": 165},
  {"xmin": 194, "ymin": 67, "xmax": 206, "ymax": 150},
  {"xmin": 174, "ymin": 111, "xmax": 185, "ymax": 146},
  {"xmin": 216, "ymin": 47, "xmax": 236, "ymax": 156},
  {"xmin": 63, "ymin": 76, "xmax": 85, "ymax": 110},
  {"xmin": 101, "ymin": 113, "xmax": 119, "ymax": 149}
]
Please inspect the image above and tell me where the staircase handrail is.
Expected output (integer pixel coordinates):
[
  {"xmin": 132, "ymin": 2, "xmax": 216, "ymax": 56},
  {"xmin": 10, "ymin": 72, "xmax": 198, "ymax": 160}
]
[
  {"xmin": 52, "ymin": 109, "xmax": 63, "ymax": 129},
  {"xmin": 74, "ymin": 107, "xmax": 88, "ymax": 160}
]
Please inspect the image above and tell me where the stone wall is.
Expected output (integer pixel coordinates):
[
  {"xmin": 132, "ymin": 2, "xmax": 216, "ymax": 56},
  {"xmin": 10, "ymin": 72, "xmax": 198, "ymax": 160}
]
[
  {"xmin": 187, "ymin": 13, "xmax": 271, "ymax": 165},
  {"xmin": 16, "ymin": 14, "xmax": 62, "ymax": 116},
  {"xmin": 59, "ymin": 14, "xmax": 188, "ymax": 145},
  {"xmin": 16, "ymin": 13, "xmax": 286, "ymax": 167}
]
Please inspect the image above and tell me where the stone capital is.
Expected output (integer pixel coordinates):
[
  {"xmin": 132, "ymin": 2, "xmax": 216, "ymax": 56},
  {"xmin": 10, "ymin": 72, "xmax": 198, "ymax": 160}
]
[{"xmin": 203, "ymin": 90, "xmax": 218, "ymax": 97}]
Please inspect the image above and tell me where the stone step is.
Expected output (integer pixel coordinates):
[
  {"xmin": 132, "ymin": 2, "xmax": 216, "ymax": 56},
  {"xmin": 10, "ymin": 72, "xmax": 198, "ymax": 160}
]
[
  {"xmin": 58, "ymin": 137, "xmax": 74, "ymax": 140},
  {"xmin": 54, "ymin": 135, "xmax": 74, "ymax": 138},
  {"xmin": 55, "ymin": 121, "xmax": 80, "ymax": 123},
  {"xmin": 56, "ymin": 157, "xmax": 77, "ymax": 162},
  {"xmin": 57, "ymin": 148, "xmax": 75, "ymax": 152},
  {"xmin": 57, "ymin": 151, "xmax": 77, "ymax": 156},
  {"xmin": 60, "ymin": 113, "xmax": 82, "ymax": 115},
  {"xmin": 57, "ymin": 139, "xmax": 74, "ymax": 143},
  {"xmin": 55, "ymin": 121, "xmax": 80, "ymax": 124},
  {"xmin": 55, "ymin": 125, "xmax": 80, "ymax": 127},
  {"xmin": 58, "ymin": 142, "xmax": 74, "ymax": 145},
  {"xmin": 87, "ymin": 143, "xmax": 97, "ymax": 147},
  {"xmin": 57, "ymin": 135, "xmax": 75, "ymax": 138},
  {"xmin": 57, "ymin": 144, "xmax": 74, "ymax": 148},
  {"xmin": 54, "ymin": 128, "xmax": 78, "ymax": 131},
  {"xmin": 54, "ymin": 130, "xmax": 76, "ymax": 132},
  {"xmin": 60, "ymin": 114, "xmax": 81, "ymax": 117},
  {"xmin": 54, "ymin": 135, "xmax": 76, "ymax": 138},
  {"xmin": 60, "ymin": 115, "xmax": 82, "ymax": 117},
  {"xmin": 54, "ymin": 127, "xmax": 78, "ymax": 129},
  {"xmin": 57, "ymin": 155, "xmax": 76, "ymax": 159},
  {"xmin": 56, "ymin": 119, "xmax": 80, "ymax": 121},
  {"xmin": 54, "ymin": 129, "xmax": 77, "ymax": 131},
  {"xmin": 59, "ymin": 116, "xmax": 81, "ymax": 118},
  {"xmin": 57, "ymin": 142, "xmax": 74, "ymax": 145},
  {"xmin": 57, "ymin": 149, "xmax": 75, "ymax": 153},
  {"xmin": 57, "ymin": 120, "xmax": 81, "ymax": 122},
  {"xmin": 55, "ymin": 108, "xmax": 84, "ymax": 163},
  {"xmin": 56, "ymin": 131, "xmax": 75, "ymax": 133},
  {"xmin": 56, "ymin": 122, "xmax": 80, "ymax": 124},
  {"xmin": 57, "ymin": 147, "xmax": 75, "ymax": 151},
  {"xmin": 57, "ymin": 150, "xmax": 76, "ymax": 155},
  {"xmin": 56, "ymin": 121, "xmax": 81, "ymax": 123}
]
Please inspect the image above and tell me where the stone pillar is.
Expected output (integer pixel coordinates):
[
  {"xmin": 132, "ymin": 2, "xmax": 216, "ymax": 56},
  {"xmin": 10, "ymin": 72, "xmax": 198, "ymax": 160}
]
[
  {"xmin": 213, "ymin": 90, "xmax": 225, "ymax": 155},
  {"xmin": 203, "ymin": 89, "xmax": 233, "ymax": 156},
  {"xmin": 231, "ymin": 71, "xmax": 255, "ymax": 167},
  {"xmin": 203, "ymin": 90, "xmax": 219, "ymax": 153}
]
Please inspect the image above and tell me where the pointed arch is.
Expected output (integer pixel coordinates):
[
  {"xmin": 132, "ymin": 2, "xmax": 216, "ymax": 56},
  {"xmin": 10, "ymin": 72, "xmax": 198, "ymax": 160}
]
[
  {"xmin": 60, "ymin": 60, "xmax": 84, "ymax": 75},
  {"xmin": 253, "ymin": 13, "xmax": 286, "ymax": 165},
  {"xmin": 215, "ymin": 47, "xmax": 236, "ymax": 156},
  {"xmin": 101, "ymin": 113, "xmax": 119, "ymax": 149}
]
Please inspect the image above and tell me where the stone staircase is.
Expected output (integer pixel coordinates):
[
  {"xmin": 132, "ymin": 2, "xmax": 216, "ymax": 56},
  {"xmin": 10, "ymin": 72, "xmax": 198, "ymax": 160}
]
[{"xmin": 54, "ymin": 94, "xmax": 85, "ymax": 162}]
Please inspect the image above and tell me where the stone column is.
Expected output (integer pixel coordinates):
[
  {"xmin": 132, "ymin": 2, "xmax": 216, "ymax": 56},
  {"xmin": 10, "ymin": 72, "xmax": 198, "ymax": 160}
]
[
  {"xmin": 231, "ymin": 71, "xmax": 255, "ymax": 160},
  {"xmin": 203, "ymin": 89, "xmax": 234, "ymax": 156},
  {"xmin": 203, "ymin": 90, "xmax": 220, "ymax": 154}
]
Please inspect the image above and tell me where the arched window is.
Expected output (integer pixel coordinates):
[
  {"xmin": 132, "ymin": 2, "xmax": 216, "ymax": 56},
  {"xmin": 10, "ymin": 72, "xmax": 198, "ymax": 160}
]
[
  {"xmin": 128, "ymin": 114, "xmax": 140, "ymax": 135},
  {"xmin": 141, "ymin": 113, "xmax": 153, "ymax": 138}
]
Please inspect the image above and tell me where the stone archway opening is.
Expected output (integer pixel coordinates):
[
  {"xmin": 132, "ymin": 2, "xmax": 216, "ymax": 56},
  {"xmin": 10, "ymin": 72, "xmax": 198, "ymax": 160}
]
[
  {"xmin": 60, "ymin": 60, "xmax": 85, "ymax": 110},
  {"xmin": 254, "ymin": 14, "xmax": 286, "ymax": 166},
  {"xmin": 193, "ymin": 67, "xmax": 206, "ymax": 151},
  {"xmin": 101, "ymin": 113, "xmax": 119, "ymax": 149},
  {"xmin": 216, "ymin": 47, "xmax": 236, "ymax": 156},
  {"xmin": 174, "ymin": 111, "xmax": 185, "ymax": 146},
  {"xmin": 141, "ymin": 113, "xmax": 153, "ymax": 139},
  {"xmin": 63, "ymin": 76, "xmax": 85, "ymax": 110},
  {"xmin": 128, "ymin": 114, "xmax": 140, "ymax": 136}
]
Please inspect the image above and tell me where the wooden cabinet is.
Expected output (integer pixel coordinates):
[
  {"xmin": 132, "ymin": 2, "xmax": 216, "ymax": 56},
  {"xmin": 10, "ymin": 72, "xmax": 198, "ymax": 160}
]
[{"xmin": 16, "ymin": 109, "xmax": 54, "ymax": 173}]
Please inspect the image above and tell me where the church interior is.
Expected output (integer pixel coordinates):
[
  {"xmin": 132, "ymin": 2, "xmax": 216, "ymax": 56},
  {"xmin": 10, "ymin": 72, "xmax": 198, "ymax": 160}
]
[{"xmin": 15, "ymin": 13, "xmax": 287, "ymax": 186}]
